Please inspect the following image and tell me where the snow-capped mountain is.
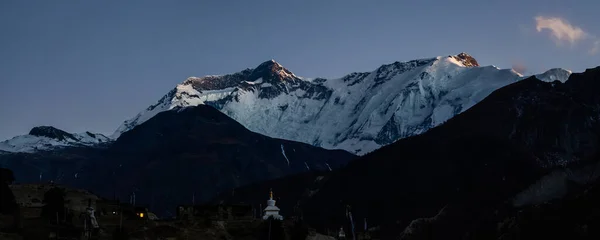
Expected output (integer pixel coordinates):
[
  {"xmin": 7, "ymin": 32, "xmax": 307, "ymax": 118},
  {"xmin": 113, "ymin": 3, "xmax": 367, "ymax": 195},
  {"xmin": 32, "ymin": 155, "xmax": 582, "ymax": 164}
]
[
  {"xmin": 114, "ymin": 53, "xmax": 571, "ymax": 155},
  {"xmin": 535, "ymin": 68, "xmax": 572, "ymax": 83},
  {"xmin": 0, "ymin": 126, "xmax": 109, "ymax": 153}
]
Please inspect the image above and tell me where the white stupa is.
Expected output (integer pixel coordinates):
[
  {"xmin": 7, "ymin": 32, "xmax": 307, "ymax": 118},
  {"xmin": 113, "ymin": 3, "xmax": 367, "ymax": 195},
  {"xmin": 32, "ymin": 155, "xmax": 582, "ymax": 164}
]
[{"xmin": 263, "ymin": 189, "xmax": 283, "ymax": 220}]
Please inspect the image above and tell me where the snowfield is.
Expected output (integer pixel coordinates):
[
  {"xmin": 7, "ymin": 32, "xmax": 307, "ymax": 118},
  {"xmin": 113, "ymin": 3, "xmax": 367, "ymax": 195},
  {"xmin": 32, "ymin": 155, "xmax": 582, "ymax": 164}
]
[
  {"xmin": 0, "ymin": 129, "xmax": 109, "ymax": 153},
  {"xmin": 112, "ymin": 53, "xmax": 572, "ymax": 155}
]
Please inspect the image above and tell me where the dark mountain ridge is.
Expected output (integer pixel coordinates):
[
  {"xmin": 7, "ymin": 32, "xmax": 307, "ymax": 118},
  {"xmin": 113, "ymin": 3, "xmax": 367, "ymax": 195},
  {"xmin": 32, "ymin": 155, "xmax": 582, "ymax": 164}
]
[{"xmin": 0, "ymin": 105, "xmax": 356, "ymax": 218}]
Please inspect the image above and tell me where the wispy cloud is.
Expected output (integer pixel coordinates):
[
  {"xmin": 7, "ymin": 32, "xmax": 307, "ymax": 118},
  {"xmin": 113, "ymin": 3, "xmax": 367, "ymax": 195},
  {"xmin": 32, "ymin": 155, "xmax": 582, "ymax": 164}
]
[
  {"xmin": 534, "ymin": 16, "xmax": 599, "ymax": 55},
  {"xmin": 535, "ymin": 16, "xmax": 588, "ymax": 45}
]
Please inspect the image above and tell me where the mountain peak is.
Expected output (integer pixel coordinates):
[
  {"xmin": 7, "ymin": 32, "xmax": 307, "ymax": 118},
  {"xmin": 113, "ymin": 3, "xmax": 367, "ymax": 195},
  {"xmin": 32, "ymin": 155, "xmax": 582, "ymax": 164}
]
[
  {"xmin": 28, "ymin": 126, "xmax": 77, "ymax": 141},
  {"xmin": 249, "ymin": 59, "xmax": 297, "ymax": 82},
  {"xmin": 254, "ymin": 59, "xmax": 282, "ymax": 71},
  {"xmin": 451, "ymin": 52, "xmax": 479, "ymax": 67}
]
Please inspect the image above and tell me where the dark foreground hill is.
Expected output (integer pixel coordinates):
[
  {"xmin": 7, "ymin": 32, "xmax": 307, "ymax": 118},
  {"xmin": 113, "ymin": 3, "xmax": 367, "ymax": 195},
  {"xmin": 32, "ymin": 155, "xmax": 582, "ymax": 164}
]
[
  {"xmin": 213, "ymin": 170, "xmax": 334, "ymax": 218},
  {"xmin": 216, "ymin": 67, "xmax": 600, "ymax": 239},
  {"xmin": 0, "ymin": 105, "xmax": 356, "ymax": 217}
]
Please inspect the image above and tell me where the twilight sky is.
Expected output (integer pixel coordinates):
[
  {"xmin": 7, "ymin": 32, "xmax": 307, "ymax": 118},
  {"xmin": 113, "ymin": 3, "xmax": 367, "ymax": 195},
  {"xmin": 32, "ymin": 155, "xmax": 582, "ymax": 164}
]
[{"xmin": 0, "ymin": 0, "xmax": 598, "ymax": 140}]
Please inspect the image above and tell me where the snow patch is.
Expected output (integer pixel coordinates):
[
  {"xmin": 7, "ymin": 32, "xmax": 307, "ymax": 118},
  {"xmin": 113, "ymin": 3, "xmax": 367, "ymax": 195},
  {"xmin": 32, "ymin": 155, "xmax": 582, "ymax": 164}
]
[
  {"xmin": 280, "ymin": 144, "xmax": 290, "ymax": 166},
  {"xmin": 431, "ymin": 104, "xmax": 454, "ymax": 126},
  {"xmin": 245, "ymin": 78, "xmax": 263, "ymax": 85},
  {"xmin": 325, "ymin": 163, "xmax": 332, "ymax": 171},
  {"xmin": 0, "ymin": 131, "xmax": 110, "ymax": 153}
]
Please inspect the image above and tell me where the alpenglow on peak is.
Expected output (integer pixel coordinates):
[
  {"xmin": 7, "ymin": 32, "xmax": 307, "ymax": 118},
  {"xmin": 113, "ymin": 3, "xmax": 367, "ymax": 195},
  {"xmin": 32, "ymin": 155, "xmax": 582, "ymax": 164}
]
[
  {"xmin": 446, "ymin": 52, "xmax": 479, "ymax": 67},
  {"xmin": 248, "ymin": 59, "xmax": 297, "ymax": 82}
]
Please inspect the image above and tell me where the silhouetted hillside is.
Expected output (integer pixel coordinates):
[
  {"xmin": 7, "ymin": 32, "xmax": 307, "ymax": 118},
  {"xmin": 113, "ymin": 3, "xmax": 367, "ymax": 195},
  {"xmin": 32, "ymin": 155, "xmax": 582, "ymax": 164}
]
[
  {"xmin": 0, "ymin": 106, "xmax": 356, "ymax": 218},
  {"xmin": 215, "ymin": 67, "xmax": 600, "ymax": 239}
]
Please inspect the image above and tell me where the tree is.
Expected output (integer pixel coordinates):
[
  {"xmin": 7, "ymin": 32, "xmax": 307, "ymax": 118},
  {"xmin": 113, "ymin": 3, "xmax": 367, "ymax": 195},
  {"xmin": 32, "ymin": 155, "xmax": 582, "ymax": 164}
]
[
  {"xmin": 0, "ymin": 168, "xmax": 21, "ymax": 232},
  {"xmin": 41, "ymin": 187, "xmax": 66, "ymax": 224},
  {"xmin": 0, "ymin": 168, "xmax": 15, "ymax": 184},
  {"xmin": 0, "ymin": 168, "xmax": 17, "ymax": 215}
]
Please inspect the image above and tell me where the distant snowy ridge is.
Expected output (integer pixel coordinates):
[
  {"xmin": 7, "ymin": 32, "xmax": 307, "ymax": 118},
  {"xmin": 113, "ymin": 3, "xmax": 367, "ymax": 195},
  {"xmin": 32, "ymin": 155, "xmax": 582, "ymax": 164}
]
[
  {"xmin": 113, "ymin": 53, "xmax": 572, "ymax": 155},
  {"xmin": 0, "ymin": 126, "xmax": 109, "ymax": 153},
  {"xmin": 534, "ymin": 68, "xmax": 572, "ymax": 83}
]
